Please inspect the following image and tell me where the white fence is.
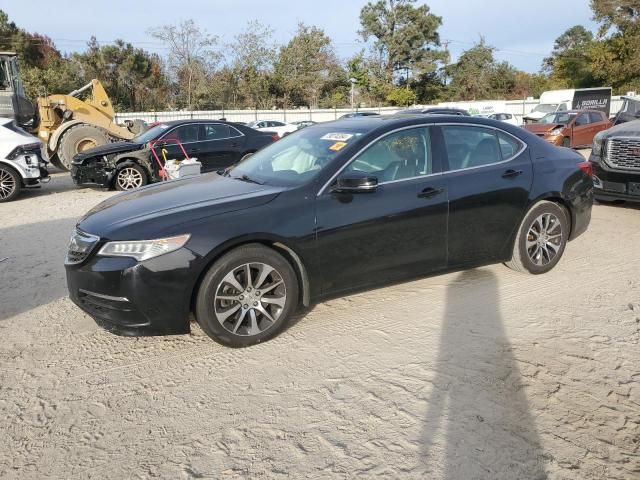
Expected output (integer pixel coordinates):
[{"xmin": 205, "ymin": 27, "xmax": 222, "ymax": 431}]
[{"xmin": 115, "ymin": 96, "xmax": 628, "ymax": 126}]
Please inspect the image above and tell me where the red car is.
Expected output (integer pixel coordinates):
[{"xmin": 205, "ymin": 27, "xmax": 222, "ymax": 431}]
[{"xmin": 523, "ymin": 110, "xmax": 611, "ymax": 148}]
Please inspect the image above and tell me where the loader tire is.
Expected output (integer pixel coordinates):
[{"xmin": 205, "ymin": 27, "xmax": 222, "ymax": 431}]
[
  {"xmin": 48, "ymin": 154, "xmax": 65, "ymax": 171},
  {"xmin": 57, "ymin": 124, "xmax": 110, "ymax": 171}
]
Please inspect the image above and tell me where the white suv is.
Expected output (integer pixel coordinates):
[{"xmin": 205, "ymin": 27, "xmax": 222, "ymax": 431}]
[
  {"xmin": 0, "ymin": 118, "xmax": 49, "ymax": 202},
  {"xmin": 246, "ymin": 120, "xmax": 298, "ymax": 138}
]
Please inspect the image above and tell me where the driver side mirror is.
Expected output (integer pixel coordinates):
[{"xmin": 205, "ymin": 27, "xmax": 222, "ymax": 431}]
[{"xmin": 331, "ymin": 171, "xmax": 378, "ymax": 193}]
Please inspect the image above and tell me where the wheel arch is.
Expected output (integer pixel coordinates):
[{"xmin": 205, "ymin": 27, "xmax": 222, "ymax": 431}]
[
  {"xmin": 529, "ymin": 193, "xmax": 573, "ymax": 238},
  {"xmin": 111, "ymin": 158, "xmax": 151, "ymax": 187},
  {"xmin": 0, "ymin": 160, "xmax": 26, "ymax": 181},
  {"xmin": 189, "ymin": 236, "xmax": 311, "ymax": 316}
]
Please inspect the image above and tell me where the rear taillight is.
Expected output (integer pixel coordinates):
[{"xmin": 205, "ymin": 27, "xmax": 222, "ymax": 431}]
[
  {"xmin": 578, "ymin": 161, "xmax": 593, "ymax": 177},
  {"xmin": 271, "ymin": 134, "xmax": 280, "ymax": 141}
]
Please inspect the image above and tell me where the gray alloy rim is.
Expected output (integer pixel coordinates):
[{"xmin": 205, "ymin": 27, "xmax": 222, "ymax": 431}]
[
  {"xmin": 0, "ymin": 168, "xmax": 16, "ymax": 199},
  {"xmin": 117, "ymin": 167, "xmax": 143, "ymax": 190},
  {"xmin": 214, "ymin": 262, "xmax": 287, "ymax": 336},
  {"xmin": 526, "ymin": 213, "xmax": 562, "ymax": 266}
]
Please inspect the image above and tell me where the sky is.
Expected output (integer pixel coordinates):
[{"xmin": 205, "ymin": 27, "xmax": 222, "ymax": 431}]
[{"xmin": 1, "ymin": 0, "xmax": 598, "ymax": 73}]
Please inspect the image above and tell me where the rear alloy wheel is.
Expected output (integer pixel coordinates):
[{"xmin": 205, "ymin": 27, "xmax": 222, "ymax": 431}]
[
  {"xmin": 196, "ymin": 244, "xmax": 299, "ymax": 347},
  {"xmin": 0, "ymin": 165, "xmax": 21, "ymax": 202},
  {"xmin": 115, "ymin": 164, "xmax": 147, "ymax": 191},
  {"xmin": 506, "ymin": 201, "xmax": 569, "ymax": 274}
]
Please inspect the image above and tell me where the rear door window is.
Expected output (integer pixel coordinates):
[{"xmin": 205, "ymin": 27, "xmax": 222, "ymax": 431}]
[
  {"xmin": 575, "ymin": 114, "xmax": 590, "ymax": 126},
  {"xmin": 441, "ymin": 125, "xmax": 504, "ymax": 170},
  {"xmin": 203, "ymin": 123, "xmax": 231, "ymax": 140},
  {"xmin": 589, "ymin": 112, "xmax": 604, "ymax": 123}
]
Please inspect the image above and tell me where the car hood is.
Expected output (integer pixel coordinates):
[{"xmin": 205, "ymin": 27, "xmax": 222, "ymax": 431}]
[
  {"xmin": 523, "ymin": 123, "xmax": 564, "ymax": 134},
  {"xmin": 599, "ymin": 119, "xmax": 640, "ymax": 138},
  {"xmin": 73, "ymin": 141, "xmax": 144, "ymax": 163},
  {"xmin": 77, "ymin": 172, "xmax": 284, "ymax": 239}
]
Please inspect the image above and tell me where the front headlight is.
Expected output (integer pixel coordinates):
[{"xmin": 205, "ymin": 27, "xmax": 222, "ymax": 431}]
[
  {"xmin": 592, "ymin": 131, "xmax": 606, "ymax": 156},
  {"xmin": 98, "ymin": 234, "xmax": 191, "ymax": 261},
  {"xmin": 548, "ymin": 128, "xmax": 563, "ymax": 136}
]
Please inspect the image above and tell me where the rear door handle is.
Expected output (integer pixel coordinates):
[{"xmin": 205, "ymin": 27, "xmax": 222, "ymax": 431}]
[
  {"xmin": 502, "ymin": 169, "xmax": 523, "ymax": 179},
  {"xmin": 417, "ymin": 187, "xmax": 444, "ymax": 199}
]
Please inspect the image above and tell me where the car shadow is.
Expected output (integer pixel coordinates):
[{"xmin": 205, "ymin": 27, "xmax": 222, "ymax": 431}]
[
  {"xmin": 419, "ymin": 269, "xmax": 548, "ymax": 479},
  {"xmin": 0, "ymin": 217, "xmax": 77, "ymax": 321}
]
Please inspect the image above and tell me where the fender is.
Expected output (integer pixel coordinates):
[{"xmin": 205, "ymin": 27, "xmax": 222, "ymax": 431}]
[{"xmin": 0, "ymin": 159, "xmax": 27, "ymax": 179}]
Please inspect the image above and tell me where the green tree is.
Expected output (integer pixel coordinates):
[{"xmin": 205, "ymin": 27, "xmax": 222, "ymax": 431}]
[
  {"xmin": 543, "ymin": 25, "xmax": 595, "ymax": 88},
  {"xmin": 229, "ymin": 21, "xmax": 277, "ymax": 109},
  {"xmin": 359, "ymin": 0, "xmax": 445, "ymax": 86},
  {"xmin": 589, "ymin": 0, "xmax": 640, "ymax": 91},
  {"xmin": 273, "ymin": 23, "xmax": 342, "ymax": 107}
]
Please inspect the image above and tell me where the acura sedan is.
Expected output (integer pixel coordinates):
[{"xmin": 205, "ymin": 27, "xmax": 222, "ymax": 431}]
[{"xmin": 65, "ymin": 115, "xmax": 593, "ymax": 347}]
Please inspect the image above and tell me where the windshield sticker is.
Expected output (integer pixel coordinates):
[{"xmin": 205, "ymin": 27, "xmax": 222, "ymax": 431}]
[
  {"xmin": 329, "ymin": 141, "xmax": 348, "ymax": 151},
  {"xmin": 321, "ymin": 133, "xmax": 354, "ymax": 142}
]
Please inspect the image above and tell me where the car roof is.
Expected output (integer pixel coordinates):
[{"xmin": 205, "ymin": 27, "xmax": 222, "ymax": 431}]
[{"xmin": 315, "ymin": 113, "xmax": 522, "ymax": 135}]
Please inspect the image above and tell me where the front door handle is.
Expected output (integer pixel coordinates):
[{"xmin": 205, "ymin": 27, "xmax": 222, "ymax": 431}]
[
  {"xmin": 502, "ymin": 169, "xmax": 523, "ymax": 179},
  {"xmin": 417, "ymin": 187, "xmax": 444, "ymax": 199}
]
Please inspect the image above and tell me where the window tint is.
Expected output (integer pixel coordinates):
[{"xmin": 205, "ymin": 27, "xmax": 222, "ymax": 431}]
[
  {"xmin": 166, "ymin": 124, "xmax": 199, "ymax": 143},
  {"xmin": 575, "ymin": 114, "xmax": 589, "ymax": 126},
  {"xmin": 345, "ymin": 127, "xmax": 432, "ymax": 182},
  {"xmin": 442, "ymin": 126, "xmax": 502, "ymax": 170},
  {"xmin": 589, "ymin": 112, "xmax": 603, "ymax": 123},
  {"xmin": 497, "ymin": 132, "xmax": 522, "ymax": 160},
  {"xmin": 203, "ymin": 124, "xmax": 231, "ymax": 140},
  {"xmin": 271, "ymin": 121, "xmax": 285, "ymax": 127}
]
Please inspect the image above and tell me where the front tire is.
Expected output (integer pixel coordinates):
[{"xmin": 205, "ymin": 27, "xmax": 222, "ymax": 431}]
[
  {"xmin": 195, "ymin": 244, "xmax": 299, "ymax": 347},
  {"xmin": 0, "ymin": 165, "xmax": 21, "ymax": 202},
  {"xmin": 114, "ymin": 164, "xmax": 147, "ymax": 191},
  {"xmin": 57, "ymin": 124, "xmax": 110, "ymax": 171},
  {"xmin": 505, "ymin": 201, "xmax": 569, "ymax": 274}
]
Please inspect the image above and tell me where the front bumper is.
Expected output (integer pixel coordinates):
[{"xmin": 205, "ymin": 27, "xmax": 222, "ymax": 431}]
[
  {"xmin": 589, "ymin": 154, "xmax": 640, "ymax": 202},
  {"xmin": 65, "ymin": 247, "xmax": 199, "ymax": 336},
  {"xmin": 71, "ymin": 159, "xmax": 114, "ymax": 188}
]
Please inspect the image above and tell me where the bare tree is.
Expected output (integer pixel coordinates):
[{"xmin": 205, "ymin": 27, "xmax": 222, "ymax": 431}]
[{"xmin": 149, "ymin": 20, "xmax": 221, "ymax": 109}]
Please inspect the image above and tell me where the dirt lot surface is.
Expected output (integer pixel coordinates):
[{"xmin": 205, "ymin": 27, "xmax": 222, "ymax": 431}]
[{"xmin": 1, "ymin": 163, "xmax": 639, "ymax": 479}]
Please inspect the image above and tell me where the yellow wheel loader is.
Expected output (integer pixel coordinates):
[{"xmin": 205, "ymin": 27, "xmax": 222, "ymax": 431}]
[{"xmin": 0, "ymin": 52, "xmax": 144, "ymax": 171}]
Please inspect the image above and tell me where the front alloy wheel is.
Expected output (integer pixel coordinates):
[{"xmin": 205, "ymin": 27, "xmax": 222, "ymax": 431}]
[
  {"xmin": 0, "ymin": 166, "xmax": 21, "ymax": 202},
  {"xmin": 214, "ymin": 263, "xmax": 287, "ymax": 336},
  {"xmin": 115, "ymin": 164, "xmax": 147, "ymax": 191},
  {"xmin": 196, "ymin": 244, "xmax": 299, "ymax": 347}
]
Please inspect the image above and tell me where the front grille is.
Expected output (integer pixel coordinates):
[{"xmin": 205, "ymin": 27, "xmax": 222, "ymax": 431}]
[
  {"xmin": 65, "ymin": 228, "xmax": 100, "ymax": 265},
  {"xmin": 605, "ymin": 138, "xmax": 640, "ymax": 170}
]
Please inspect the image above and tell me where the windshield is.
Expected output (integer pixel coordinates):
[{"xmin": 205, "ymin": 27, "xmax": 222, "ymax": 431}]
[
  {"xmin": 133, "ymin": 124, "xmax": 172, "ymax": 144},
  {"xmin": 227, "ymin": 127, "xmax": 364, "ymax": 187},
  {"xmin": 539, "ymin": 112, "xmax": 576, "ymax": 124},
  {"xmin": 532, "ymin": 104, "xmax": 559, "ymax": 114}
]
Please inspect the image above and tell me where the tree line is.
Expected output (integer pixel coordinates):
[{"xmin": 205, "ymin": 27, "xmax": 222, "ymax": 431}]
[{"xmin": 1, "ymin": 0, "xmax": 638, "ymax": 113}]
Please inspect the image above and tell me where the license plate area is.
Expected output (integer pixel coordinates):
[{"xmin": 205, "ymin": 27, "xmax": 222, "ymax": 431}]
[{"xmin": 628, "ymin": 182, "xmax": 640, "ymax": 196}]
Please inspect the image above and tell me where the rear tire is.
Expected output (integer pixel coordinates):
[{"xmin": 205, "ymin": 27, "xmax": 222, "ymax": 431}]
[
  {"xmin": 57, "ymin": 124, "xmax": 110, "ymax": 171},
  {"xmin": 0, "ymin": 165, "xmax": 21, "ymax": 202},
  {"xmin": 195, "ymin": 244, "xmax": 299, "ymax": 347},
  {"xmin": 505, "ymin": 201, "xmax": 569, "ymax": 274}
]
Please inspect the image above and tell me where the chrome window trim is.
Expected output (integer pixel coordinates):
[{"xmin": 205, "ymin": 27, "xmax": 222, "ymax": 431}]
[
  {"xmin": 317, "ymin": 122, "xmax": 527, "ymax": 196},
  {"xmin": 159, "ymin": 122, "xmax": 245, "ymax": 145}
]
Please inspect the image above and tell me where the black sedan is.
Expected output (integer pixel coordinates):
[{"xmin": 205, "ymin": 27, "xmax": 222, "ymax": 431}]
[
  {"xmin": 65, "ymin": 115, "xmax": 593, "ymax": 347},
  {"xmin": 70, "ymin": 120, "xmax": 277, "ymax": 191}
]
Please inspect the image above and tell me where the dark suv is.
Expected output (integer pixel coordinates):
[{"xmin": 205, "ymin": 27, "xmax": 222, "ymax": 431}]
[{"xmin": 590, "ymin": 120, "xmax": 640, "ymax": 202}]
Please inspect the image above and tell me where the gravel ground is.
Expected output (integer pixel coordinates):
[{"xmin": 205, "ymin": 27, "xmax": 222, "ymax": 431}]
[{"xmin": 0, "ymin": 160, "xmax": 639, "ymax": 479}]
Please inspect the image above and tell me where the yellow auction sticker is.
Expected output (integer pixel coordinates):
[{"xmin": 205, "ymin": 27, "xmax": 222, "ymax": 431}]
[{"xmin": 329, "ymin": 141, "xmax": 348, "ymax": 151}]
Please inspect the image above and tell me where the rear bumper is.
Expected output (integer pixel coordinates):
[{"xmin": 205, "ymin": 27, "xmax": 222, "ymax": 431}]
[
  {"xmin": 589, "ymin": 154, "xmax": 640, "ymax": 202},
  {"xmin": 65, "ymin": 249, "xmax": 199, "ymax": 336}
]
